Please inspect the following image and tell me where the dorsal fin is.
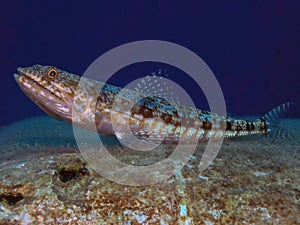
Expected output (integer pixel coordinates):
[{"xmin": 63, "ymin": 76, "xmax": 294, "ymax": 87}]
[{"xmin": 133, "ymin": 69, "xmax": 181, "ymax": 106}]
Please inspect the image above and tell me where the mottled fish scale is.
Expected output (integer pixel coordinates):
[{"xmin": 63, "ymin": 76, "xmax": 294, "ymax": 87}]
[{"xmin": 14, "ymin": 65, "xmax": 278, "ymax": 142}]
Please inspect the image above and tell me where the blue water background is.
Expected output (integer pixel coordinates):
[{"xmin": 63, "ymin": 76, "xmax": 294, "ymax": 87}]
[{"xmin": 1, "ymin": 1, "xmax": 299, "ymax": 127}]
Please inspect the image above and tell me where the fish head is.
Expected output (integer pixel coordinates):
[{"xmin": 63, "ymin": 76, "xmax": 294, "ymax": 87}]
[{"xmin": 14, "ymin": 65, "xmax": 81, "ymax": 121}]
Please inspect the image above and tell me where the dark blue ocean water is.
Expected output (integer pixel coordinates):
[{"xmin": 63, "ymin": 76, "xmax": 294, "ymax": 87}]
[{"xmin": 1, "ymin": 1, "xmax": 299, "ymax": 127}]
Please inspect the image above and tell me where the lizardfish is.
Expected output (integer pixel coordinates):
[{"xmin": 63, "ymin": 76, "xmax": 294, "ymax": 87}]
[{"xmin": 14, "ymin": 65, "xmax": 290, "ymax": 142}]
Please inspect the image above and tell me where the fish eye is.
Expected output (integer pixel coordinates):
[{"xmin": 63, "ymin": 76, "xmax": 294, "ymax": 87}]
[{"xmin": 47, "ymin": 68, "xmax": 58, "ymax": 79}]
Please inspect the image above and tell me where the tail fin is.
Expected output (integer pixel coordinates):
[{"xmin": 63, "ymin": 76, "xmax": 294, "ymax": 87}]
[
  {"xmin": 263, "ymin": 102, "xmax": 293, "ymax": 125},
  {"xmin": 263, "ymin": 102, "xmax": 294, "ymax": 140}
]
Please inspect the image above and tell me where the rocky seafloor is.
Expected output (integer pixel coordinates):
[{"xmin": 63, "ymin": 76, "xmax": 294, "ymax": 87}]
[{"xmin": 0, "ymin": 116, "xmax": 299, "ymax": 224}]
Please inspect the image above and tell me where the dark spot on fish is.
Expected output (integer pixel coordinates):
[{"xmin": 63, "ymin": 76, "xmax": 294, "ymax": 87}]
[
  {"xmin": 132, "ymin": 96, "xmax": 180, "ymax": 125},
  {"xmin": 138, "ymin": 107, "xmax": 153, "ymax": 118},
  {"xmin": 226, "ymin": 121, "xmax": 232, "ymax": 130},
  {"xmin": 97, "ymin": 84, "xmax": 121, "ymax": 107},
  {"xmin": 260, "ymin": 118, "xmax": 268, "ymax": 133},
  {"xmin": 236, "ymin": 122, "xmax": 243, "ymax": 131},
  {"xmin": 246, "ymin": 122, "xmax": 250, "ymax": 131},
  {"xmin": 203, "ymin": 119, "xmax": 212, "ymax": 130},
  {"xmin": 162, "ymin": 113, "xmax": 172, "ymax": 123}
]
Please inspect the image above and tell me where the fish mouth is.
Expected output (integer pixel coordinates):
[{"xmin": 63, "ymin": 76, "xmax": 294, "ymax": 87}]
[
  {"xmin": 14, "ymin": 68, "xmax": 71, "ymax": 120},
  {"xmin": 15, "ymin": 67, "xmax": 66, "ymax": 102},
  {"xmin": 14, "ymin": 68, "xmax": 60, "ymax": 101}
]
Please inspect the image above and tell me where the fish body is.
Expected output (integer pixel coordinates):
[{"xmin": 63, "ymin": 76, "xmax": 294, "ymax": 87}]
[{"xmin": 14, "ymin": 65, "xmax": 282, "ymax": 142}]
